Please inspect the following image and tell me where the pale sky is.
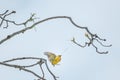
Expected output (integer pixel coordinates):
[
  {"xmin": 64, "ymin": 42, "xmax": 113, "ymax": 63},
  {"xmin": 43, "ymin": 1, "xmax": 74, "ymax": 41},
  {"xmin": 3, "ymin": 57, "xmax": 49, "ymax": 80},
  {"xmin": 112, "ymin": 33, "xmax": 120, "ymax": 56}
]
[{"xmin": 0, "ymin": 0, "xmax": 120, "ymax": 80}]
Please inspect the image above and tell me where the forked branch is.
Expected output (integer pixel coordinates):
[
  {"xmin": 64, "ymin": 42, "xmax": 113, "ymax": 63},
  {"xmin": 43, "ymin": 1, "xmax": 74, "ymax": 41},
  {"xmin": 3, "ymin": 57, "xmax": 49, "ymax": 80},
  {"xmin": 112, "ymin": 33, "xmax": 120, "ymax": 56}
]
[
  {"xmin": 0, "ymin": 10, "xmax": 112, "ymax": 54},
  {"xmin": 0, "ymin": 57, "xmax": 57, "ymax": 80}
]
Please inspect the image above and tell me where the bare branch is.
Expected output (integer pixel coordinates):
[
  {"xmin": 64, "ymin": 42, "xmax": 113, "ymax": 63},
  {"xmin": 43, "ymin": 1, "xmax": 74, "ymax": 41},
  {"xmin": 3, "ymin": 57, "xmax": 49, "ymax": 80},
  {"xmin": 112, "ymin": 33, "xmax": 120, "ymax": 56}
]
[
  {"xmin": 0, "ymin": 10, "xmax": 37, "ymax": 29},
  {"xmin": 71, "ymin": 37, "xmax": 88, "ymax": 47},
  {"xmin": 0, "ymin": 15, "xmax": 112, "ymax": 53},
  {"xmin": 0, "ymin": 10, "xmax": 16, "ymax": 28},
  {"xmin": 44, "ymin": 60, "xmax": 58, "ymax": 80},
  {"xmin": 3, "ymin": 57, "xmax": 42, "ymax": 63},
  {"xmin": 0, "ymin": 11, "xmax": 111, "ymax": 54},
  {"xmin": 0, "ymin": 61, "xmax": 43, "ymax": 79},
  {"xmin": 38, "ymin": 61, "xmax": 45, "ymax": 79},
  {"xmin": 95, "ymin": 38, "xmax": 112, "ymax": 47},
  {"xmin": 92, "ymin": 43, "xmax": 108, "ymax": 54},
  {"xmin": 1, "ymin": 57, "xmax": 58, "ymax": 80},
  {"xmin": 0, "ymin": 10, "xmax": 9, "ymax": 16},
  {"xmin": 71, "ymin": 32, "xmax": 111, "ymax": 54}
]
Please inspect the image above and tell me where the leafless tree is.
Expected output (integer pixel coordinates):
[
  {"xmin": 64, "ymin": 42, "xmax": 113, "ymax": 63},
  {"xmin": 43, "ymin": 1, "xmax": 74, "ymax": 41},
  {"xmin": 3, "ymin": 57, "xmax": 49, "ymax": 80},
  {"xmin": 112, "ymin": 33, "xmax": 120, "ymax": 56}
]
[{"xmin": 0, "ymin": 10, "xmax": 112, "ymax": 80}]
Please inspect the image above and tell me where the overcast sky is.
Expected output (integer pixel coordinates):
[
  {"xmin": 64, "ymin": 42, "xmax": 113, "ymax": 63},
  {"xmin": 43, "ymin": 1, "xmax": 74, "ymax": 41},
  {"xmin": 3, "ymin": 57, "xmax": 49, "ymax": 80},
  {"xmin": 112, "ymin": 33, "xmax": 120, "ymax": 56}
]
[{"xmin": 0, "ymin": 0, "xmax": 120, "ymax": 80}]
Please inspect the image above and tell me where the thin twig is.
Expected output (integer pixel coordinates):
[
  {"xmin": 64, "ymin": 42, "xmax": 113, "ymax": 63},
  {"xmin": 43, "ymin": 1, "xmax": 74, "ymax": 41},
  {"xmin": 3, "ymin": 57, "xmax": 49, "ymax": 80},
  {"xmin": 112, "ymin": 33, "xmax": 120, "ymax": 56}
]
[
  {"xmin": 92, "ymin": 43, "xmax": 108, "ymax": 54},
  {"xmin": 38, "ymin": 61, "xmax": 45, "ymax": 79},
  {"xmin": 0, "ymin": 10, "xmax": 9, "ymax": 16},
  {"xmin": 0, "ymin": 10, "xmax": 36, "ymax": 28},
  {"xmin": 71, "ymin": 37, "xmax": 88, "ymax": 47},
  {"xmin": 44, "ymin": 60, "xmax": 58, "ymax": 80},
  {"xmin": 95, "ymin": 38, "xmax": 112, "ymax": 47},
  {"xmin": 0, "ymin": 10, "xmax": 16, "ymax": 27}
]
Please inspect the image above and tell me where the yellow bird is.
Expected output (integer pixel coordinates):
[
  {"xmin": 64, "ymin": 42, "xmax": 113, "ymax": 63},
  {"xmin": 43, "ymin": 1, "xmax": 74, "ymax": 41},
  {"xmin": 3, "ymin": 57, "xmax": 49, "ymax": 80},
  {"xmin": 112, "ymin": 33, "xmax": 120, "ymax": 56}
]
[{"xmin": 44, "ymin": 52, "xmax": 61, "ymax": 66}]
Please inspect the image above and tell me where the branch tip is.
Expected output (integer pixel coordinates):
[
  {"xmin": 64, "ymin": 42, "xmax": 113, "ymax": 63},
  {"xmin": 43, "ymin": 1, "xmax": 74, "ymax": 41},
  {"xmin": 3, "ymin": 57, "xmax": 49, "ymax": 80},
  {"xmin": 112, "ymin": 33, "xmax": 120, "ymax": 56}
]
[{"xmin": 12, "ymin": 11, "xmax": 16, "ymax": 13}]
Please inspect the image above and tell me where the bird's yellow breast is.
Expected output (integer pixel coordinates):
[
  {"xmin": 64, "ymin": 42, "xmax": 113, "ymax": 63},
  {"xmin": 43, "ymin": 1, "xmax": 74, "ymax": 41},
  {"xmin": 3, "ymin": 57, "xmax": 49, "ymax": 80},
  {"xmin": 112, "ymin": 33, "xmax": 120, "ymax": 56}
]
[{"xmin": 52, "ymin": 55, "xmax": 61, "ymax": 65}]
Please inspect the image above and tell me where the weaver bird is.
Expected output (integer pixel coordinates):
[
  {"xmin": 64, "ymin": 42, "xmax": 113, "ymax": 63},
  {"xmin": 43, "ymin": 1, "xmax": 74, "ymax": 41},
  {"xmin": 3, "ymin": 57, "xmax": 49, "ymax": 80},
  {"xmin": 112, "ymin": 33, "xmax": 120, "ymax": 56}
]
[{"xmin": 44, "ymin": 52, "xmax": 61, "ymax": 66}]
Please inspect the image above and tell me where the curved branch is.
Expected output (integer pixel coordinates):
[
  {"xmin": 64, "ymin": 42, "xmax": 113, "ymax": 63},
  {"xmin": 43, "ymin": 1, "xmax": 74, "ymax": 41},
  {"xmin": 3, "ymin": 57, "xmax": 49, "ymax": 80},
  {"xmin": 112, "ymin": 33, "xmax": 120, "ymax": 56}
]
[
  {"xmin": 3, "ymin": 57, "xmax": 42, "ymax": 63},
  {"xmin": 0, "ymin": 10, "xmax": 9, "ymax": 15},
  {"xmin": 0, "ymin": 10, "xmax": 37, "ymax": 29},
  {"xmin": 0, "ymin": 16, "xmax": 105, "ymax": 44},
  {"xmin": 0, "ymin": 14, "xmax": 111, "ymax": 53},
  {"xmin": 1, "ymin": 57, "xmax": 58, "ymax": 80},
  {"xmin": 0, "ymin": 10, "xmax": 16, "ymax": 28},
  {"xmin": 3, "ymin": 57, "xmax": 44, "ymax": 68},
  {"xmin": 44, "ymin": 60, "xmax": 58, "ymax": 80},
  {"xmin": 95, "ymin": 38, "xmax": 112, "ymax": 47},
  {"xmin": 71, "ymin": 37, "xmax": 88, "ymax": 47},
  {"xmin": 39, "ymin": 62, "xmax": 45, "ymax": 79},
  {"xmin": 0, "ymin": 61, "xmax": 43, "ymax": 79},
  {"xmin": 92, "ymin": 43, "xmax": 108, "ymax": 54}
]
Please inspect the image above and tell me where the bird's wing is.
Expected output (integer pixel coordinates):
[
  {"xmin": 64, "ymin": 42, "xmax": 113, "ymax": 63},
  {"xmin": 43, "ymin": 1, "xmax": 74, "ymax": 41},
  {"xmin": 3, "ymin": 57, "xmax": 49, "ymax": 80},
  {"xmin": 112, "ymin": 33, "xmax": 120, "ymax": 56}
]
[
  {"xmin": 44, "ymin": 52, "xmax": 56, "ymax": 57},
  {"xmin": 44, "ymin": 52, "xmax": 56, "ymax": 62}
]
